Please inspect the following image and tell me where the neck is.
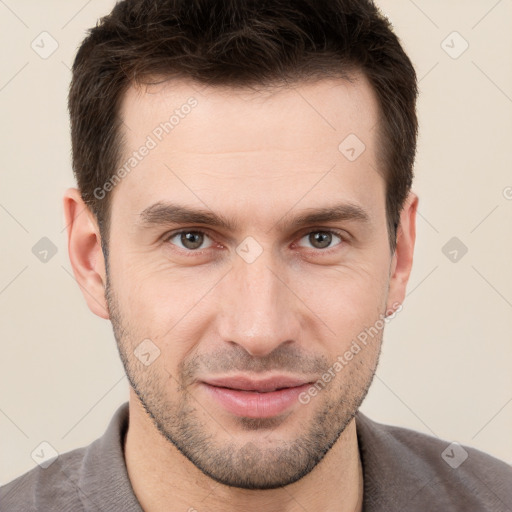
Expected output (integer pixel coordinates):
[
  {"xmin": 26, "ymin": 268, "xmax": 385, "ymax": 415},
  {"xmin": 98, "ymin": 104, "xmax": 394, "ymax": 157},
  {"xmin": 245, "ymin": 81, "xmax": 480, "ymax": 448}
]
[{"xmin": 124, "ymin": 392, "xmax": 364, "ymax": 512}]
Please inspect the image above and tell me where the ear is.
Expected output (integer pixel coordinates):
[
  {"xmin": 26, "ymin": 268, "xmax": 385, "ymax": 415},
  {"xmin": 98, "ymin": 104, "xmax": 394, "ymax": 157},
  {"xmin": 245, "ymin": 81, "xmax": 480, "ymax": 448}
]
[
  {"xmin": 63, "ymin": 188, "xmax": 110, "ymax": 319},
  {"xmin": 386, "ymin": 192, "xmax": 418, "ymax": 313}
]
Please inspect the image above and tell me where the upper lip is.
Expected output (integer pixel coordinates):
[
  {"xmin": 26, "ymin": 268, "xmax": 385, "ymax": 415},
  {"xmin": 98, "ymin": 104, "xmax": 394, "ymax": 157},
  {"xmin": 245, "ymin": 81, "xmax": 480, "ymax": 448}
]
[{"xmin": 201, "ymin": 375, "xmax": 312, "ymax": 392}]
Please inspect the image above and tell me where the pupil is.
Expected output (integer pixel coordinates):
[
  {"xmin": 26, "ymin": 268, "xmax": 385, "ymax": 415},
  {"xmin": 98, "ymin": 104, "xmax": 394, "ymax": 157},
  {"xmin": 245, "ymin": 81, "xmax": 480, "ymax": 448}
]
[
  {"xmin": 311, "ymin": 232, "xmax": 331, "ymax": 249},
  {"xmin": 182, "ymin": 232, "xmax": 203, "ymax": 249}
]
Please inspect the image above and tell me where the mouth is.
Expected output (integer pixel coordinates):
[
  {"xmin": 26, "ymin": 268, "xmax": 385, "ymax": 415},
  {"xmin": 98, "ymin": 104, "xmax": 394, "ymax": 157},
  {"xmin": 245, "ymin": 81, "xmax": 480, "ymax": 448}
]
[{"xmin": 199, "ymin": 376, "xmax": 313, "ymax": 418}]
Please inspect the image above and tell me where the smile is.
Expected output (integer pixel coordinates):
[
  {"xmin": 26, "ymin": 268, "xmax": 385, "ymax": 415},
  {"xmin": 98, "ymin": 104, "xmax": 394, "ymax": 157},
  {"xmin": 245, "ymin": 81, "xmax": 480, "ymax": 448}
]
[{"xmin": 199, "ymin": 376, "xmax": 313, "ymax": 418}]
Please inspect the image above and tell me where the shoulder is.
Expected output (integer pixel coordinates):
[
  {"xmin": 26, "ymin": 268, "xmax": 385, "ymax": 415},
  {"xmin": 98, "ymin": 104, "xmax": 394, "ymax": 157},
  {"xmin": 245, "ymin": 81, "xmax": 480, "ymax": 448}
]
[
  {"xmin": 0, "ymin": 402, "xmax": 140, "ymax": 512},
  {"xmin": 355, "ymin": 411, "xmax": 512, "ymax": 512},
  {"xmin": 0, "ymin": 446, "xmax": 88, "ymax": 511}
]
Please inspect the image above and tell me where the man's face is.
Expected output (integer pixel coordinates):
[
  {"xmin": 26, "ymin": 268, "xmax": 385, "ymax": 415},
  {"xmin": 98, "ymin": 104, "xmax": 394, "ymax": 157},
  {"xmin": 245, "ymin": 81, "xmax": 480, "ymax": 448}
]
[{"xmin": 104, "ymin": 75, "xmax": 400, "ymax": 489}]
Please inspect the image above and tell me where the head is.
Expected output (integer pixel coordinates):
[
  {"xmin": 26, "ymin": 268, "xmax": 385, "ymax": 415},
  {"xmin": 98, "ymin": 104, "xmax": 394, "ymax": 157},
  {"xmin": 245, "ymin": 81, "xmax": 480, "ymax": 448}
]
[{"xmin": 65, "ymin": 0, "xmax": 418, "ymax": 490}]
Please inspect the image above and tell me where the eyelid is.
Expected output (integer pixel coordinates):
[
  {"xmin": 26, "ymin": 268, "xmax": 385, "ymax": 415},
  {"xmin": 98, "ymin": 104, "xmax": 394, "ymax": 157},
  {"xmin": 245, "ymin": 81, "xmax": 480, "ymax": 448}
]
[
  {"xmin": 163, "ymin": 229, "xmax": 217, "ymax": 253},
  {"xmin": 294, "ymin": 228, "xmax": 347, "ymax": 251},
  {"xmin": 163, "ymin": 227, "xmax": 349, "ymax": 254}
]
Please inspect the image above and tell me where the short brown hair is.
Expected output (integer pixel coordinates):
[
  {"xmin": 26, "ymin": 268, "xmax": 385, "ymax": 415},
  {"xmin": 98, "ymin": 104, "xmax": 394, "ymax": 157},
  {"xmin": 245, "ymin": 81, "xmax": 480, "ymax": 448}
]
[{"xmin": 68, "ymin": 0, "xmax": 418, "ymax": 251}]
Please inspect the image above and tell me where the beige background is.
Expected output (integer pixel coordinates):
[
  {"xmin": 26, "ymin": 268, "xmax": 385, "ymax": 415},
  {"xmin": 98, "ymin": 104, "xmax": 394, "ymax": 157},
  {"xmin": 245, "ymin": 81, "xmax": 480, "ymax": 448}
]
[{"xmin": 1, "ymin": 0, "xmax": 511, "ymax": 484}]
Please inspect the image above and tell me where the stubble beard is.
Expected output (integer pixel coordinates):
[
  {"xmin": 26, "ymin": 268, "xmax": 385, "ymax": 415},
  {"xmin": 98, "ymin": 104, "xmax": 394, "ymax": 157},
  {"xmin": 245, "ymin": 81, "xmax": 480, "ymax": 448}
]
[{"xmin": 105, "ymin": 272, "xmax": 382, "ymax": 490}]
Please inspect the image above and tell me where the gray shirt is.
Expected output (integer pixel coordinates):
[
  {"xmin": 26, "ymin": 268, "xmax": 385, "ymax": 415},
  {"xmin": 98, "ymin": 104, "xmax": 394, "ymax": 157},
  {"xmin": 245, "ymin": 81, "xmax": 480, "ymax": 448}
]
[{"xmin": 1, "ymin": 402, "xmax": 511, "ymax": 511}]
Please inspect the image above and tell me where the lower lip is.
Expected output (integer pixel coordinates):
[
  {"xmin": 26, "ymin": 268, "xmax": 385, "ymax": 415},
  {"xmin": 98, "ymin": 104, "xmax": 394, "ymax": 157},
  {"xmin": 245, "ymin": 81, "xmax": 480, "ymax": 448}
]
[{"xmin": 201, "ymin": 383, "xmax": 311, "ymax": 418}]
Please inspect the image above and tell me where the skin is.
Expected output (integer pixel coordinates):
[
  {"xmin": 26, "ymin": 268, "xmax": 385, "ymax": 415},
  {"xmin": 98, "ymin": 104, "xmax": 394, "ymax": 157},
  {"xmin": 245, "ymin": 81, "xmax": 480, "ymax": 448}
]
[{"xmin": 64, "ymin": 73, "xmax": 418, "ymax": 512}]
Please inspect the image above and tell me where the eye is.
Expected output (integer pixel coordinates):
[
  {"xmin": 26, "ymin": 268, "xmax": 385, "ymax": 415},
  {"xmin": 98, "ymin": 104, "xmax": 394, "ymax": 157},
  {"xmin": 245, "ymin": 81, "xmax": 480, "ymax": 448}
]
[
  {"xmin": 297, "ymin": 230, "xmax": 344, "ymax": 250},
  {"xmin": 165, "ymin": 230, "xmax": 214, "ymax": 251}
]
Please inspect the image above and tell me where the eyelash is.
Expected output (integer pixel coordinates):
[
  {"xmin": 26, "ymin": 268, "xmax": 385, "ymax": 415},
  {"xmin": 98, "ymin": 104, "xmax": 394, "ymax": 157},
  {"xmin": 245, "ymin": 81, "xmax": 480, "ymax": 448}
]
[{"xmin": 163, "ymin": 228, "xmax": 347, "ymax": 256}]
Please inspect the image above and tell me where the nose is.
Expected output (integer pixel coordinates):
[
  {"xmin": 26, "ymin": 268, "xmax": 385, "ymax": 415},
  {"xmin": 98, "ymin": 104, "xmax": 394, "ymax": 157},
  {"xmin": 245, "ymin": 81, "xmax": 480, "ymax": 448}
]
[{"xmin": 217, "ymin": 251, "xmax": 301, "ymax": 358}]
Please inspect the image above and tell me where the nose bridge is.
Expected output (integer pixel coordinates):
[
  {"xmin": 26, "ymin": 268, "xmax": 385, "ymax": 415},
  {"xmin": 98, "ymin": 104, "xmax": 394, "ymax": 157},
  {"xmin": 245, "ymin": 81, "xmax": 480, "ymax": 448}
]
[{"xmin": 218, "ymin": 247, "xmax": 297, "ymax": 357}]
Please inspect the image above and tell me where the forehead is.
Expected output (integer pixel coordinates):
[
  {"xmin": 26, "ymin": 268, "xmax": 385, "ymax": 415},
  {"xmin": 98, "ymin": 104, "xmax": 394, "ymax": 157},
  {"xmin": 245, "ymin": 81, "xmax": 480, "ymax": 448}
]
[
  {"xmin": 119, "ymin": 74, "xmax": 379, "ymax": 153},
  {"xmin": 112, "ymin": 75, "xmax": 384, "ymax": 226}
]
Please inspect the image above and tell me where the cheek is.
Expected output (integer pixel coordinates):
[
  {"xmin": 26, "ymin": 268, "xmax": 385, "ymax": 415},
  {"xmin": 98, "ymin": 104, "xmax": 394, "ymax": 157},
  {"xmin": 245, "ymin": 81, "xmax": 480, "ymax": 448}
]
[
  {"xmin": 110, "ymin": 245, "xmax": 178, "ymax": 302},
  {"xmin": 110, "ymin": 255, "xmax": 222, "ymax": 348},
  {"xmin": 293, "ymin": 263, "xmax": 389, "ymax": 342},
  {"xmin": 297, "ymin": 265, "xmax": 389, "ymax": 312}
]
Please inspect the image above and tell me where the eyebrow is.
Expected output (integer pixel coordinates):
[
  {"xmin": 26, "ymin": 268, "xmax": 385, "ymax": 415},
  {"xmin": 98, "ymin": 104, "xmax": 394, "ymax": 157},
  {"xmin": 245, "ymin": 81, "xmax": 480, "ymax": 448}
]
[{"xmin": 138, "ymin": 201, "xmax": 370, "ymax": 232}]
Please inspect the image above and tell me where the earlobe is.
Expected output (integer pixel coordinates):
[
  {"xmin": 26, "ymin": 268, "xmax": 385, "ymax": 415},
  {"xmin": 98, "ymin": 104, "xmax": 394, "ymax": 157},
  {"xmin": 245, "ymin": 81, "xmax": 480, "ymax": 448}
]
[
  {"xmin": 386, "ymin": 192, "xmax": 419, "ymax": 312},
  {"xmin": 63, "ymin": 188, "xmax": 110, "ymax": 320}
]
